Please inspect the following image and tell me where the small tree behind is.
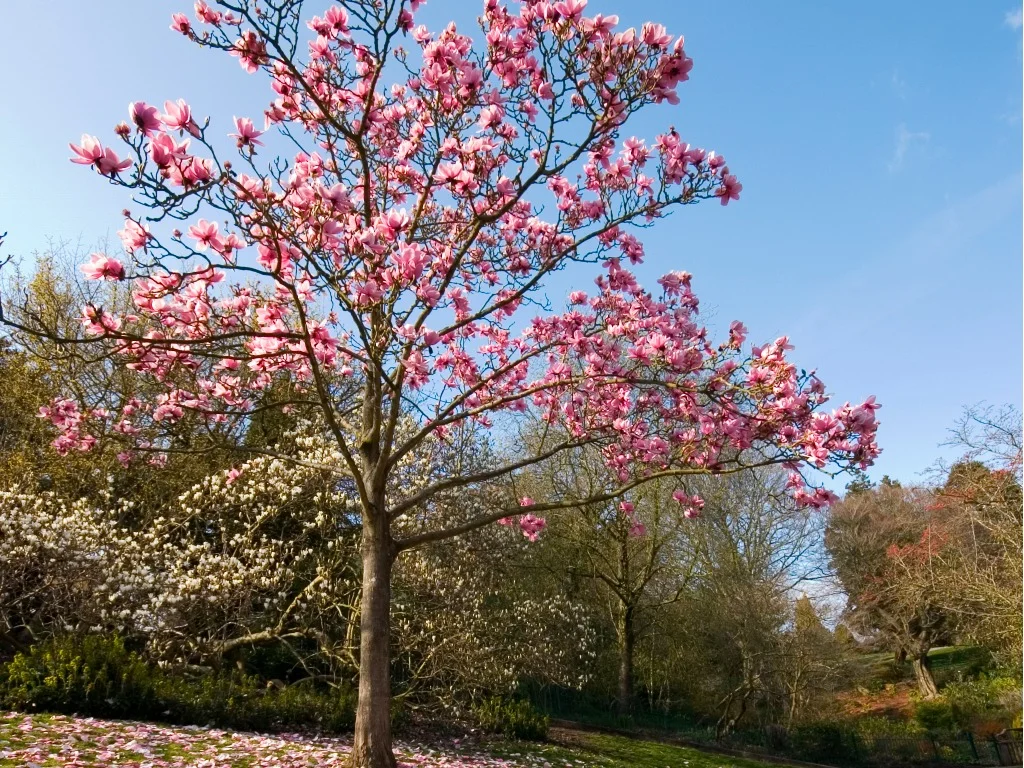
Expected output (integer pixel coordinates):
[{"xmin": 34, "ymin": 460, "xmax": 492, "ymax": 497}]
[{"xmin": 826, "ymin": 484, "xmax": 949, "ymax": 697}]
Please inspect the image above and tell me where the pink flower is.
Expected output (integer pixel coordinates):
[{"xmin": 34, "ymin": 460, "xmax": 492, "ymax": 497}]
[
  {"xmin": 581, "ymin": 13, "xmax": 618, "ymax": 36},
  {"xmin": 354, "ymin": 280, "xmax": 385, "ymax": 306},
  {"xmin": 159, "ymin": 99, "xmax": 195, "ymax": 133},
  {"xmin": 70, "ymin": 135, "xmax": 131, "ymax": 175},
  {"xmin": 641, "ymin": 23, "xmax": 673, "ymax": 47},
  {"xmin": 97, "ymin": 147, "xmax": 131, "ymax": 175},
  {"xmin": 187, "ymin": 219, "xmax": 222, "ymax": 251},
  {"xmin": 673, "ymin": 490, "xmax": 704, "ymax": 519},
  {"xmin": 230, "ymin": 116, "xmax": 264, "ymax": 148},
  {"xmin": 519, "ymin": 496, "xmax": 535, "ymax": 507},
  {"xmin": 231, "ymin": 30, "xmax": 268, "ymax": 73},
  {"xmin": 519, "ymin": 100, "xmax": 539, "ymax": 122},
  {"xmin": 119, "ymin": 219, "xmax": 150, "ymax": 253},
  {"xmin": 129, "ymin": 101, "xmax": 161, "ymax": 136},
  {"xmin": 148, "ymin": 133, "xmax": 189, "ymax": 168},
  {"xmin": 716, "ymin": 173, "xmax": 742, "ymax": 206},
  {"xmin": 170, "ymin": 13, "xmax": 191, "ymax": 34},
  {"xmin": 519, "ymin": 513, "xmax": 547, "ymax": 541},
  {"xmin": 728, "ymin": 320, "xmax": 747, "ymax": 347},
  {"xmin": 324, "ymin": 6, "xmax": 350, "ymax": 33},
  {"xmin": 69, "ymin": 135, "xmax": 104, "ymax": 165},
  {"xmin": 554, "ymin": 0, "xmax": 588, "ymax": 22},
  {"xmin": 194, "ymin": 1, "xmax": 222, "ymax": 25},
  {"xmin": 80, "ymin": 253, "xmax": 125, "ymax": 281}
]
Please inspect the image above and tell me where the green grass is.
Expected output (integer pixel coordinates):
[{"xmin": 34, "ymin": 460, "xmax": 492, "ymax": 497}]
[
  {"xmin": 537, "ymin": 729, "xmax": 781, "ymax": 768},
  {"xmin": 855, "ymin": 645, "xmax": 991, "ymax": 684}
]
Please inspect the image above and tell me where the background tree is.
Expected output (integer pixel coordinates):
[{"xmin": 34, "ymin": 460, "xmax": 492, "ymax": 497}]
[
  {"xmin": 901, "ymin": 404, "xmax": 1024, "ymax": 667},
  {"xmin": 780, "ymin": 595, "xmax": 850, "ymax": 726},
  {"xmin": 677, "ymin": 467, "xmax": 830, "ymax": 733},
  {"xmin": 0, "ymin": 2, "xmax": 879, "ymax": 764},
  {"xmin": 1, "ymin": 245, "xmax": 232, "ymax": 506},
  {"xmin": 393, "ymin": 523, "xmax": 595, "ymax": 711},
  {"xmin": 528, "ymin": 446, "xmax": 697, "ymax": 715},
  {"xmin": 825, "ymin": 484, "xmax": 950, "ymax": 697}
]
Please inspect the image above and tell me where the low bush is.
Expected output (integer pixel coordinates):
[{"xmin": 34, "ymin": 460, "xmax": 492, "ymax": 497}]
[
  {"xmin": 855, "ymin": 715, "xmax": 924, "ymax": 738},
  {"xmin": 473, "ymin": 696, "xmax": 549, "ymax": 741},
  {"xmin": 941, "ymin": 675, "xmax": 1021, "ymax": 730},
  {"xmin": 787, "ymin": 721, "xmax": 858, "ymax": 763},
  {"xmin": 0, "ymin": 635, "xmax": 356, "ymax": 733},
  {"xmin": 0, "ymin": 634, "xmax": 159, "ymax": 718},
  {"xmin": 913, "ymin": 697, "xmax": 955, "ymax": 733}
]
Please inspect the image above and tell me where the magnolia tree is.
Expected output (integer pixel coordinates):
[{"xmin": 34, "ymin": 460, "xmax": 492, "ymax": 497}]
[
  {"xmin": 394, "ymin": 527, "xmax": 596, "ymax": 709},
  {"xmin": 0, "ymin": 424, "xmax": 361, "ymax": 664},
  {"xmin": 0, "ymin": 1, "xmax": 879, "ymax": 764},
  {"xmin": 0, "ymin": 420, "xmax": 592, "ymax": 703}
]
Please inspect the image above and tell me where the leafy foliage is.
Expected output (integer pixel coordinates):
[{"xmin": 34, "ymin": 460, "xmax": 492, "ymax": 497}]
[
  {"xmin": 472, "ymin": 697, "xmax": 549, "ymax": 741},
  {"xmin": 0, "ymin": 634, "xmax": 356, "ymax": 733},
  {"xmin": 787, "ymin": 721, "xmax": 858, "ymax": 763},
  {"xmin": 941, "ymin": 676, "xmax": 1022, "ymax": 730},
  {"xmin": 913, "ymin": 698, "xmax": 956, "ymax": 733}
]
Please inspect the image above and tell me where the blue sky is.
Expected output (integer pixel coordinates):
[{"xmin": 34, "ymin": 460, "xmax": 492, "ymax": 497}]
[{"xmin": 0, "ymin": 1, "xmax": 1020, "ymax": 486}]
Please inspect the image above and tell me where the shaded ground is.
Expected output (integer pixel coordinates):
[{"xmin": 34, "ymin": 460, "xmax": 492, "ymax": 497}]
[{"xmin": 0, "ymin": 711, "xmax": 782, "ymax": 768}]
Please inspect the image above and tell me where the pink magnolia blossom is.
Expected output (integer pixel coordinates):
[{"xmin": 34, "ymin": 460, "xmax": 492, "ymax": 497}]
[
  {"xmin": 159, "ymin": 99, "xmax": 196, "ymax": 134},
  {"xmin": 716, "ymin": 172, "xmax": 742, "ymax": 205},
  {"xmin": 170, "ymin": 12, "xmax": 191, "ymax": 34},
  {"xmin": 128, "ymin": 101, "xmax": 161, "ymax": 136},
  {"xmin": 725, "ymin": 320, "xmax": 748, "ymax": 350},
  {"xmin": 230, "ymin": 116, "xmax": 264, "ymax": 148},
  {"xmin": 231, "ymin": 30, "xmax": 268, "ymax": 72},
  {"xmin": 119, "ymin": 219, "xmax": 150, "ymax": 253},
  {"xmin": 187, "ymin": 219, "xmax": 222, "ymax": 251},
  {"xmin": 194, "ymin": 0, "xmax": 222, "ymax": 25},
  {"xmin": 80, "ymin": 253, "xmax": 125, "ymax": 281},
  {"xmin": 69, "ymin": 135, "xmax": 131, "ymax": 175},
  {"xmin": 69, "ymin": 134, "xmax": 104, "ymax": 165},
  {"xmin": 148, "ymin": 133, "xmax": 189, "ymax": 168},
  {"xmin": 519, "ymin": 513, "xmax": 547, "ymax": 541}
]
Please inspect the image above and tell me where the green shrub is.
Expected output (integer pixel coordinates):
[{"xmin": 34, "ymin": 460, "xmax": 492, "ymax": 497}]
[
  {"xmin": 942, "ymin": 676, "xmax": 1021, "ymax": 730},
  {"xmin": 473, "ymin": 696, "xmax": 549, "ymax": 741},
  {"xmin": 914, "ymin": 697, "xmax": 955, "ymax": 733},
  {"xmin": 0, "ymin": 635, "xmax": 356, "ymax": 733},
  {"xmin": 788, "ymin": 722, "xmax": 857, "ymax": 763},
  {"xmin": 855, "ymin": 716, "xmax": 924, "ymax": 738},
  {"xmin": 151, "ymin": 672, "xmax": 356, "ymax": 732},
  {"xmin": 0, "ymin": 634, "xmax": 160, "ymax": 718}
]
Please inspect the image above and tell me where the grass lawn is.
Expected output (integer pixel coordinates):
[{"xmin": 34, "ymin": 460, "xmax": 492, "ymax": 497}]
[
  {"xmin": 856, "ymin": 645, "xmax": 989, "ymax": 678},
  {"xmin": 544, "ymin": 728, "xmax": 781, "ymax": 767},
  {"xmin": 0, "ymin": 711, "xmax": 782, "ymax": 768}
]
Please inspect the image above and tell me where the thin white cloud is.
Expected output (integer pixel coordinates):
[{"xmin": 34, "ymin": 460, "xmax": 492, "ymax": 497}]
[
  {"xmin": 1005, "ymin": 7, "xmax": 1023, "ymax": 29},
  {"xmin": 888, "ymin": 123, "xmax": 930, "ymax": 172},
  {"xmin": 891, "ymin": 70, "xmax": 907, "ymax": 99}
]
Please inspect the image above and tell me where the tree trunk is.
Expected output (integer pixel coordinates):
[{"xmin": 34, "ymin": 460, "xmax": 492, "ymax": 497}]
[
  {"xmin": 350, "ymin": 519, "xmax": 397, "ymax": 768},
  {"xmin": 912, "ymin": 653, "xmax": 939, "ymax": 699},
  {"xmin": 617, "ymin": 606, "xmax": 635, "ymax": 716}
]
